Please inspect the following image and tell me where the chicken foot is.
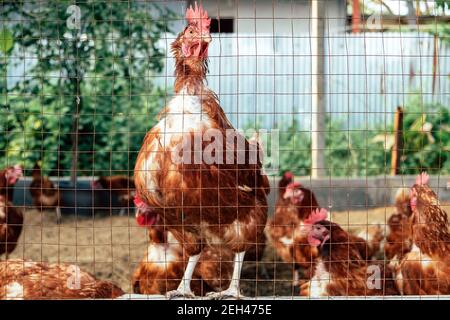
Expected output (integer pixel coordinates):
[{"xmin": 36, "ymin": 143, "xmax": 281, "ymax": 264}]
[
  {"xmin": 166, "ymin": 253, "xmax": 200, "ymax": 299},
  {"xmin": 206, "ymin": 251, "xmax": 246, "ymax": 300}
]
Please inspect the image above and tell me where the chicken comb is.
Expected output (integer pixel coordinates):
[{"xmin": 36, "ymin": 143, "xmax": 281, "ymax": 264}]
[
  {"xmin": 5, "ymin": 164, "xmax": 23, "ymax": 178},
  {"xmin": 185, "ymin": 2, "xmax": 211, "ymax": 32},
  {"xmin": 283, "ymin": 171, "xmax": 294, "ymax": 180},
  {"xmin": 133, "ymin": 195, "xmax": 145, "ymax": 209},
  {"xmin": 415, "ymin": 172, "xmax": 429, "ymax": 186},
  {"xmin": 286, "ymin": 182, "xmax": 302, "ymax": 190},
  {"xmin": 13, "ymin": 164, "xmax": 23, "ymax": 177},
  {"xmin": 304, "ymin": 208, "xmax": 329, "ymax": 225}
]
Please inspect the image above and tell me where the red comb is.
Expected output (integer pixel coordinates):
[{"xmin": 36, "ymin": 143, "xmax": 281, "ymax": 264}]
[
  {"xmin": 283, "ymin": 171, "xmax": 293, "ymax": 180},
  {"xmin": 13, "ymin": 165, "xmax": 23, "ymax": 176},
  {"xmin": 185, "ymin": 2, "xmax": 211, "ymax": 32},
  {"xmin": 415, "ymin": 172, "xmax": 429, "ymax": 186},
  {"xmin": 304, "ymin": 208, "xmax": 328, "ymax": 225},
  {"xmin": 286, "ymin": 182, "xmax": 302, "ymax": 190},
  {"xmin": 5, "ymin": 164, "xmax": 23, "ymax": 180},
  {"xmin": 134, "ymin": 195, "xmax": 145, "ymax": 208}
]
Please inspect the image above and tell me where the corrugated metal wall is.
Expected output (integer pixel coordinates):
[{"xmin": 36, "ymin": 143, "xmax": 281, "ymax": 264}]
[{"xmin": 158, "ymin": 32, "xmax": 450, "ymax": 131}]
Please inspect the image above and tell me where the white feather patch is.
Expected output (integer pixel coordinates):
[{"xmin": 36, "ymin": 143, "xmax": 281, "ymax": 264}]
[
  {"xmin": 279, "ymin": 236, "xmax": 294, "ymax": 246},
  {"xmin": 410, "ymin": 244, "xmax": 433, "ymax": 267},
  {"xmin": 154, "ymin": 87, "xmax": 212, "ymax": 148},
  {"xmin": 309, "ymin": 261, "xmax": 331, "ymax": 298},
  {"xmin": 139, "ymin": 87, "xmax": 213, "ymax": 197},
  {"xmin": 146, "ymin": 233, "xmax": 181, "ymax": 269},
  {"xmin": 0, "ymin": 204, "xmax": 5, "ymax": 219},
  {"xmin": 5, "ymin": 282, "xmax": 24, "ymax": 300}
]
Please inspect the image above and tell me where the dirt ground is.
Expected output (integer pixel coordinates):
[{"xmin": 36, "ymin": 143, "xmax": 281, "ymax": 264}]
[{"xmin": 4, "ymin": 204, "xmax": 450, "ymax": 297}]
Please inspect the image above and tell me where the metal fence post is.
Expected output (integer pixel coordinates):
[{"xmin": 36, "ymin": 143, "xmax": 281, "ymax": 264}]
[{"xmin": 311, "ymin": 0, "xmax": 326, "ymax": 178}]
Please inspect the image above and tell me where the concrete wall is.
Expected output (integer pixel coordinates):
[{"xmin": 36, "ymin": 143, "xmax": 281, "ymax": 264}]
[
  {"xmin": 11, "ymin": 175, "xmax": 450, "ymax": 217},
  {"xmin": 11, "ymin": 178, "xmax": 124, "ymax": 216},
  {"xmin": 267, "ymin": 175, "xmax": 450, "ymax": 214}
]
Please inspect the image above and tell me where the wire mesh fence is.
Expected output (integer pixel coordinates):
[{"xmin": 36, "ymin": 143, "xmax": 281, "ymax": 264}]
[{"xmin": 0, "ymin": 0, "xmax": 449, "ymax": 300}]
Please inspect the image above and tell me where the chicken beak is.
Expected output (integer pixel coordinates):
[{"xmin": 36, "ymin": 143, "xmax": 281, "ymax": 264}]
[{"xmin": 202, "ymin": 33, "xmax": 212, "ymax": 43}]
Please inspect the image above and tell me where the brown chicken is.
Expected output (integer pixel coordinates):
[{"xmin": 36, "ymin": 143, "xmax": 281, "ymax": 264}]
[
  {"xmin": 353, "ymin": 224, "xmax": 385, "ymax": 260},
  {"xmin": 29, "ymin": 163, "xmax": 61, "ymax": 223},
  {"xmin": 132, "ymin": 225, "xmax": 188, "ymax": 295},
  {"xmin": 132, "ymin": 223, "xmax": 233, "ymax": 296},
  {"xmin": 384, "ymin": 187, "xmax": 413, "ymax": 261},
  {"xmin": 0, "ymin": 196, "xmax": 23, "ymax": 257},
  {"xmin": 278, "ymin": 171, "xmax": 294, "ymax": 197},
  {"xmin": 0, "ymin": 165, "xmax": 23, "ymax": 202},
  {"xmin": 0, "ymin": 259, "xmax": 124, "ymax": 299},
  {"xmin": 395, "ymin": 172, "xmax": 450, "ymax": 295},
  {"xmin": 300, "ymin": 209, "xmax": 399, "ymax": 297},
  {"xmin": 268, "ymin": 179, "xmax": 320, "ymax": 282},
  {"xmin": 92, "ymin": 175, "xmax": 135, "ymax": 215},
  {"xmin": 133, "ymin": 3, "xmax": 269, "ymax": 299}
]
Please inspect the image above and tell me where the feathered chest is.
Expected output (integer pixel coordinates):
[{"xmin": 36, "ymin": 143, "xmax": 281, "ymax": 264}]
[
  {"xmin": 309, "ymin": 260, "xmax": 331, "ymax": 297},
  {"xmin": 153, "ymin": 91, "xmax": 213, "ymax": 149},
  {"xmin": 0, "ymin": 199, "xmax": 6, "ymax": 220},
  {"xmin": 135, "ymin": 90, "xmax": 215, "ymax": 195}
]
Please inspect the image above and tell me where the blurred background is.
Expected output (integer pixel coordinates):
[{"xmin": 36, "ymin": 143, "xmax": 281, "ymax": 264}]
[{"xmin": 1, "ymin": 0, "xmax": 449, "ymax": 179}]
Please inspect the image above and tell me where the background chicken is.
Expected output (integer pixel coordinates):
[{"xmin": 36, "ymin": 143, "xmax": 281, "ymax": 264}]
[
  {"xmin": 92, "ymin": 175, "xmax": 135, "ymax": 216},
  {"xmin": 395, "ymin": 173, "xmax": 450, "ymax": 295},
  {"xmin": 277, "ymin": 171, "xmax": 294, "ymax": 197},
  {"xmin": 300, "ymin": 209, "xmax": 399, "ymax": 297},
  {"xmin": 0, "ymin": 165, "xmax": 24, "ymax": 258},
  {"xmin": 29, "ymin": 163, "xmax": 61, "ymax": 224},
  {"xmin": 384, "ymin": 187, "xmax": 413, "ymax": 261},
  {"xmin": 0, "ymin": 165, "xmax": 23, "ymax": 202},
  {"xmin": 354, "ymin": 224, "xmax": 385, "ymax": 260},
  {"xmin": 0, "ymin": 196, "xmax": 23, "ymax": 258},
  {"xmin": 267, "ymin": 178, "xmax": 320, "ymax": 282},
  {"xmin": 133, "ymin": 3, "xmax": 269, "ymax": 299},
  {"xmin": 0, "ymin": 259, "xmax": 124, "ymax": 299}
]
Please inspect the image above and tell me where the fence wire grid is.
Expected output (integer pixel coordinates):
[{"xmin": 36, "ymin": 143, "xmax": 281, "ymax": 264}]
[{"xmin": 0, "ymin": 0, "xmax": 450, "ymax": 300}]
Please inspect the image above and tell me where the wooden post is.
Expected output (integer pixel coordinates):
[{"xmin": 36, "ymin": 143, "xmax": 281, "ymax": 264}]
[
  {"xmin": 311, "ymin": 0, "xmax": 326, "ymax": 178},
  {"xmin": 432, "ymin": 34, "xmax": 439, "ymax": 96},
  {"xmin": 391, "ymin": 107, "xmax": 404, "ymax": 176},
  {"xmin": 352, "ymin": 0, "xmax": 361, "ymax": 33}
]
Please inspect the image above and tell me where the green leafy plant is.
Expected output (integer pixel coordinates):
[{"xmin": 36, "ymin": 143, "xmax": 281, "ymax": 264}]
[
  {"xmin": 267, "ymin": 95, "xmax": 449, "ymax": 177},
  {"xmin": 399, "ymin": 95, "xmax": 450, "ymax": 174},
  {"xmin": 1, "ymin": 1, "xmax": 175, "ymax": 179}
]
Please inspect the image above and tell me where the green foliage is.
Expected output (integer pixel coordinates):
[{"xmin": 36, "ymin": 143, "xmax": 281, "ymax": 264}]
[
  {"xmin": 1, "ymin": 1, "xmax": 175, "ymax": 176},
  {"xmin": 274, "ymin": 116, "xmax": 389, "ymax": 177},
  {"xmin": 0, "ymin": 28, "xmax": 14, "ymax": 54},
  {"xmin": 1, "ymin": 2, "xmax": 448, "ymax": 178},
  {"xmin": 428, "ymin": 0, "xmax": 450, "ymax": 45},
  {"xmin": 324, "ymin": 118, "xmax": 388, "ymax": 177},
  {"xmin": 399, "ymin": 96, "xmax": 450, "ymax": 174},
  {"xmin": 436, "ymin": 0, "xmax": 450, "ymax": 10},
  {"xmin": 272, "ymin": 95, "xmax": 449, "ymax": 177},
  {"xmin": 277, "ymin": 120, "xmax": 311, "ymax": 176}
]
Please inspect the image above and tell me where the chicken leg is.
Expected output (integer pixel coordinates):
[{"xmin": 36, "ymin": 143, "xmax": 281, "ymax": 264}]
[
  {"xmin": 206, "ymin": 251, "xmax": 246, "ymax": 300},
  {"xmin": 56, "ymin": 206, "xmax": 61, "ymax": 224},
  {"xmin": 166, "ymin": 253, "xmax": 200, "ymax": 299}
]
